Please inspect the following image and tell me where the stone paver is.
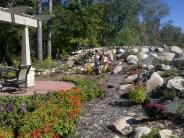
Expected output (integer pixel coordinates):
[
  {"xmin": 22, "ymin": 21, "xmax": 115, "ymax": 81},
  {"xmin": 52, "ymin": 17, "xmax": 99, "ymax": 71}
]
[{"xmin": 0, "ymin": 80, "xmax": 74, "ymax": 96}]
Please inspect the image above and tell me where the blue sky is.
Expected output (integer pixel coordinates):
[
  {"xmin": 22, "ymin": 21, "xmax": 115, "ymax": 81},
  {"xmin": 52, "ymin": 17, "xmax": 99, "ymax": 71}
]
[{"xmin": 162, "ymin": 0, "xmax": 184, "ymax": 30}]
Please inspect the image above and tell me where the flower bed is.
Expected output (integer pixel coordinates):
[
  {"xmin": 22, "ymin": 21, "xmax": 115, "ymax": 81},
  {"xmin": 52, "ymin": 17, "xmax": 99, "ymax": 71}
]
[{"xmin": 0, "ymin": 84, "xmax": 101, "ymax": 138}]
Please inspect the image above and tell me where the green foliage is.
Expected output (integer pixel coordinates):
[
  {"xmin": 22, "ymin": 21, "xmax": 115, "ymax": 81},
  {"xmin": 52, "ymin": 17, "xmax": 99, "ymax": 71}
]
[
  {"xmin": 77, "ymin": 78, "xmax": 102, "ymax": 101},
  {"xmin": 84, "ymin": 63, "xmax": 94, "ymax": 74},
  {"xmin": 0, "ymin": 127, "xmax": 14, "ymax": 138},
  {"xmin": 153, "ymin": 59, "xmax": 172, "ymax": 66},
  {"xmin": 1, "ymin": 0, "xmax": 184, "ymax": 63},
  {"xmin": 128, "ymin": 85, "xmax": 147, "ymax": 104},
  {"xmin": 160, "ymin": 69, "xmax": 179, "ymax": 78},
  {"xmin": 60, "ymin": 49, "xmax": 69, "ymax": 61},
  {"xmin": 163, "ymin": 88, "xmax": 177, "ymax": 100},
  {"xmin": 62, "ymin": 75, "xmax": 103, "ymax": 101},
  {"xmin": 0, "ymin": 88, "xmax": 82, "ymax": 137},
  {"xmin": 33, "ymin": 57, "xmax": 58, "ymax": 70},
  {"xmin": 0, "ymin": 96, "xmax": 35, "ymax": 130},
  {"xmin": 141, "ymin": 129, "xmax": 160, "ymax": 138}
]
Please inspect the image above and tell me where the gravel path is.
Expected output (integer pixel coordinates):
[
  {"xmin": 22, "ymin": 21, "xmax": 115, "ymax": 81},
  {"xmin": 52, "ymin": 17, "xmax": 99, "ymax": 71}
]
[
  {"xmin": 76, "ymin": 73, "xmax": 142, "ymax": 138},
  {"xmin": 76, "ymin": 73, "xmax": 184, "ymax": 138}
]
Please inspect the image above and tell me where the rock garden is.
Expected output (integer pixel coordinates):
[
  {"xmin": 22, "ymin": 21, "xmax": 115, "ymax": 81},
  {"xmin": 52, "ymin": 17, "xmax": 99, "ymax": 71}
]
[
  {"xmin": 0, "ymin": 45, "xmax": 184, "ymax": 138},
  {"xmin": 37, "ymin": 45, "xmax": 184, "ymax": 138}
]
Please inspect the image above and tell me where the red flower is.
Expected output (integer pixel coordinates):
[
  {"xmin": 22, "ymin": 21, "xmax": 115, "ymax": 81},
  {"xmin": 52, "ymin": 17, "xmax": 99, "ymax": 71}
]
[
  {"xmin": 43, "ymin": 126, "xmax": 50, "ymax": 133},
  {"xmin": 32, "ymin": 129, "xmax": 41, "ymax": 138},
  {"xmin": 53, "ymin": 134, "xmax": 60, "ymax": 138}
]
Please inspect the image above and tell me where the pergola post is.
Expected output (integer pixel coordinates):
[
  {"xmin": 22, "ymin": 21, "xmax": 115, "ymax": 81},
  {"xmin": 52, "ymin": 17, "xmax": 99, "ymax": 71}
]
[
  {"xmin": 21, "ymin": 26, "xmax": 31, "ymax": 65},
  {"xmin": 21, "ymin": 26, "xmax": 35, "ymax": 87}
]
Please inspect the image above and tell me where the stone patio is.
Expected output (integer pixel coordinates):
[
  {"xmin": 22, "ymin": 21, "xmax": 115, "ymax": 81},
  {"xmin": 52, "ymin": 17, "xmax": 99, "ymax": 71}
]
[{"xmin": 0, "ymin": 80, "xmax": 74, "ymax": 96}]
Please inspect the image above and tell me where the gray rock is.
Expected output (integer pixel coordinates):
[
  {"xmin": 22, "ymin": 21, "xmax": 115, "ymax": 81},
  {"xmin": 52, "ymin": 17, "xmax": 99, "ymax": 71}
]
[
  {"xmin": 118, "ymin": 84, "xmax": 133, "ymax": 90},
  {"xmin": 119, "ymin": 49, "xmax": 125, "ymax": 53},
  {"xmin": 167, "ymin": 77, "xmax": 184, "ymax": 92},
  {"xmin": 150, "ymin": 53, "xmax": 158, "ymax": 58},
  {"xmin": 161, "ymin": 64, "xmax": 171, "ymax": 71},
  {"xmin": 125, "ymin": 74, "xmax": 138, "ymax": 83},
  {"xmin": 134, "ymin": 127, "xmax": 151, "ymax": 138},
  {"xmin": 159, "ymin": 129, "xmax": 178, "ymax": 138},
  {"xmin": 146, "ymin": 72, "xmax": 164, "ymax": 92},
  {"xmin": 112, "ymin": 49, "xmax": 117, "ymax": 54},
  {"xmin": 130, "ymin": 47, "xmax": 139, "ymax": 53},
  {"xmin": 112, "ymin": 116, "xmax": 133, "ymax": 135},
  {"xmin": 142, "ymin": 64, "xmax": 155, "ymax": 70},
  {"xmin": 113, "ymin": 135, "xmax": 121, "ymax": 138},
  {"xmin": 67, "ymin": 60, "xmax": 74, "ymax": 67},
  {"xmin": 172, "ymin": 56, "xmax": 184, "ymax": 69},
  {"xmin": 158, "ymin": 52, "xmax": 175, "ymax": 61},
  {"xmin": 141, "ymin": 47, "xmax": 149, "ymax": 53},
  {"xmin": 171, "ymin": 46, "xmax": 183, "ymax": 54},
  {"xmin": 155, "ymin": 47, "xmax": 164, "ymax": 52},
  {"xmin": 112, "ymin": 65, "xmax": 123, "ymax": 74},
  {"xmin": 127, "ymin": 55, "xmax": 139, "ymax": 64},
  {"xmin": 140, "ymin": 52, "xmax": 148, "ymax": 60}
]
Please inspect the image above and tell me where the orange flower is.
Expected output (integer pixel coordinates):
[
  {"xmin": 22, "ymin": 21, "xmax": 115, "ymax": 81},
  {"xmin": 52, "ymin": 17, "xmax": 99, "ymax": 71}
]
[
  {"xmin": 52, "ymin": 134, "xmax": 60, "ymax": 138},
  {"xmin": 32, "ymin": 129, "xmax": 41, "ymax": 138},
  {"xmin": 43, "ymin": 125, "xmax": 50, "ymax": 133}
]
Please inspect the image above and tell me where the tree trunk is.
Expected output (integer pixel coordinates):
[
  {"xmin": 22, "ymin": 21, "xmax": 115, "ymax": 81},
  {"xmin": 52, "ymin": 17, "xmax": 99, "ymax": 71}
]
[
  {"xmin": 47, "ymin": 0, "xmax": 52, "ymax": 58},
  {"xmin": 37, "ymin": 0, "xmax": 43, "ymax": 62}
]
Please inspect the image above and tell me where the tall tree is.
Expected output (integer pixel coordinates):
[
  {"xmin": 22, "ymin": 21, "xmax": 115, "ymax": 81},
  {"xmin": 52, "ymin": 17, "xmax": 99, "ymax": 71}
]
[
  {"xmin": 140, "ymin": 0, "xmax": 169, "ymax": 45},
  {"xmin": 37, "ymin": 0, "xmax": 43, "ymax": 62}
]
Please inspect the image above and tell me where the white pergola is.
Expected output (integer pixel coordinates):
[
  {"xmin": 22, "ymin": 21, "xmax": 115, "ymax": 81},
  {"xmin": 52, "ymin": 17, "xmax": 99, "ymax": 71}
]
[{"xmin": 0, "ymin": 7, "xmax": 38, "ymax": 87}]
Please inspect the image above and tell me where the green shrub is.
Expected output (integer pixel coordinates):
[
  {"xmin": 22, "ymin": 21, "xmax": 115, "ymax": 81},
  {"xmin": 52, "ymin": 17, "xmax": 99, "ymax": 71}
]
[
  {"xmin": 60, "ymin": 49, "xmax": 69, "ymax": 61},
  {"xmin": 160, "ymin": 69, "xmax": 179, "ymax": 78},
  {"xmin": 163, "ymin": 88, "xmax": 177, "ymax": 100},
  {"xmin": 62, "ymin": 75, "xmax": 103, "ymax": 101},
  {"xmin": 0, "ymin": 96, "xmax": 35, "ymax": 130},
  {"xmin": 84, "ymin": 63, "xmax": 94, "ymax": 74},
  {"xmin": 141, "ymin": 129, "xmax": 160, "ymax": 138},
  {"xmin": 153, "ymin": 59, "xmax": 171, "ymax": 66},
  {"xmin": 0, "ymin": 127, "xmax": 14, "ymax": 138},
  {"xmin": 78, "ymin": 78, "xmax": 102, "ymax": 101},
  {"xmin": 128, "ymin": 85, "xmax": 147, "ymax": 104},
  {"xmin": 33, "ymin": 57, "xmax": 58, "ymax": 70}
]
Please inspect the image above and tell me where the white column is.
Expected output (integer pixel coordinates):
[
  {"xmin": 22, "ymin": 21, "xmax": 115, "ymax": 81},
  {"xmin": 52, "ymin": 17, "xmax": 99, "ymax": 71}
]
[
  {"xmin": 21, "ymin": 26, "xmax": 35, "ymax": 87},
  {"xmin": 21, "ymin": 26, "xmax": 31, "ymax": 65}
]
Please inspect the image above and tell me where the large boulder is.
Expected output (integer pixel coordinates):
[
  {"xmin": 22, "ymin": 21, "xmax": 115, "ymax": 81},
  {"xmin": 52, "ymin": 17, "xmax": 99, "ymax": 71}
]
[
  {"xmin": 172, "ymin": 56, "xmax": 184, "ymax": 69},
  {"xmin": 127, "ymin": 55, "xmax": 139, "ymax": 64},
  {"xmin": 112, "ymin": 65, "xmax": 123, "ymax": 74},
  {"xmin": 146, "ymin": 72, "xmax": 164, "ymax": 92},
  {"xmin": 159, "ymin": 129, "xmax": 178, "ymax": 138},
  {"xmin": 171, "ymin": 46, "xmax": 183, "ymax": 54},
  {"xmin": 167, "ymin": 77, "xmax": 184, "ymax": 92},
  {"xmin": 133, "ymin": 127, "xmax": 151, "ymax": 138},
  {"xmin": 158, "ymin": 52, "xmax": 175, "ymax": 61}
]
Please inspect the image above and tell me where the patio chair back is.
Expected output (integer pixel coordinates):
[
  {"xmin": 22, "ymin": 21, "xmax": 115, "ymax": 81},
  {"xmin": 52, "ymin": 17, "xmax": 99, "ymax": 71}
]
[{"xmin": 17, "ymin": 65, "xmax": 31, "ymax": 82}]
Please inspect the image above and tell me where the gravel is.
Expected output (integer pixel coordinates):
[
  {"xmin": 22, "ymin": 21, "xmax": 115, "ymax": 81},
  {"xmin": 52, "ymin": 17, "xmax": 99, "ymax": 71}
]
[{"xmin": 76, "ymin": 72, "xmax": 184, "ymax": 138}]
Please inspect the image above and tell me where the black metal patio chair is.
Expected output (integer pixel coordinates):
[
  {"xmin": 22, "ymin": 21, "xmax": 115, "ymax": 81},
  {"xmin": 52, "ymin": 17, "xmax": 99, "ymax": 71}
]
[{"xmin": 0, "ymin": 65, "xmax": 31, "ymax": 92}]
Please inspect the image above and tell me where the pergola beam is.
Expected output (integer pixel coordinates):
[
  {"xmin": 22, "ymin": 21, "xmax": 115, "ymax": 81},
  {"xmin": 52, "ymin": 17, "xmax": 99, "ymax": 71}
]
[{"xmin": 0, "ymin": 7, "xmax": 37, "ymax": 28}]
